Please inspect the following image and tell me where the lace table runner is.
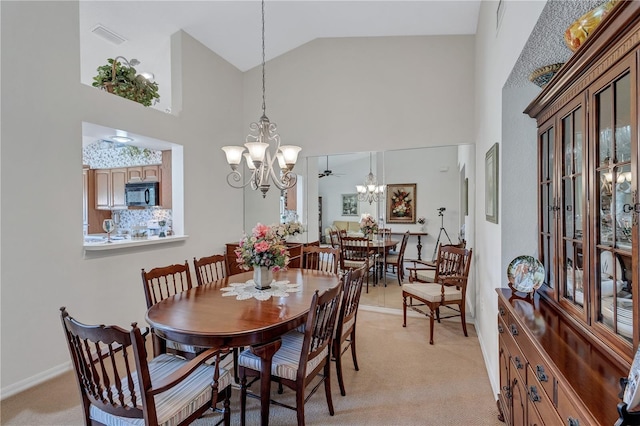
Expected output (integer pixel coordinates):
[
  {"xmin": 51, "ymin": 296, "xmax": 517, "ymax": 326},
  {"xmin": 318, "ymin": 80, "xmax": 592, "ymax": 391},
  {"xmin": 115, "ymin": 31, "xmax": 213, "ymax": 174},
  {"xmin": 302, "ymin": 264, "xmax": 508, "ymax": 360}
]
[{"xmin": 220, "ymin": 280, "xmax": 302, "ymax": 301}]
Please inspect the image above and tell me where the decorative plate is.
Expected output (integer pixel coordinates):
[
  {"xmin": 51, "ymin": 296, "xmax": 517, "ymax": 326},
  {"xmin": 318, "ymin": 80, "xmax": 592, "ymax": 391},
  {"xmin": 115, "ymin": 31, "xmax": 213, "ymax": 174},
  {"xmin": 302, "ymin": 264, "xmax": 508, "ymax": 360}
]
[
  {"xmin": 507, "ymin": 255, "xmax": 545, "ymax": 293},
  {"xmin": 624, "ymin": 346, "xmax": 640, "ymax": 411},
  {"xmin": 529, "ymin": 63, "xmax": 564, "ymax": 88}
]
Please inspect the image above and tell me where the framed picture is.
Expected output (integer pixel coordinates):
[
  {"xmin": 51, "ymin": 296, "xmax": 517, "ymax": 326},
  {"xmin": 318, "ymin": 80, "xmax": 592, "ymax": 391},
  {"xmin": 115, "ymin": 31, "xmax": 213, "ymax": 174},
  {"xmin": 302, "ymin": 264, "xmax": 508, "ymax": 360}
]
[
  {"xmin": 485, "ymin": 143, "xmax": 499, "ymax": 223},
  {"xmin": 341, "ymin": 193, "xmax": 359, "ymax": 216},
  {"xmin": 386, "ymin": 183, "xmax": 416, "ymax": 223}
]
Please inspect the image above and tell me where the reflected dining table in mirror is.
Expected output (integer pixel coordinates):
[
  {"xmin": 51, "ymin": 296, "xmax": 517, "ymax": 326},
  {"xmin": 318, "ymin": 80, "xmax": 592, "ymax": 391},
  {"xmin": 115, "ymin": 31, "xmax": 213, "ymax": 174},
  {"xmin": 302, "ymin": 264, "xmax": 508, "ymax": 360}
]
[
  {"xmin": 146, "ymin": 268, "xmax": 339, "ymax": 426},
  {"xmin": 369, "ymin": 238, "xmax": 400, "ymax": 284}
]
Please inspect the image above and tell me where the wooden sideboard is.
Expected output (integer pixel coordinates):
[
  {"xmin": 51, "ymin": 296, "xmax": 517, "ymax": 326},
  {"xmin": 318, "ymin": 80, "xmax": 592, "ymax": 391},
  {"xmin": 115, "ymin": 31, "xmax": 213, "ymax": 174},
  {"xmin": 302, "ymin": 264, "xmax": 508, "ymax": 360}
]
[
  {"xmin": 497, "ymin": 288, "xmax": 627, "ymax": 425},
  {"xmin": 226, "ymin": 242, "xmax": 304, "ymax": 276}
]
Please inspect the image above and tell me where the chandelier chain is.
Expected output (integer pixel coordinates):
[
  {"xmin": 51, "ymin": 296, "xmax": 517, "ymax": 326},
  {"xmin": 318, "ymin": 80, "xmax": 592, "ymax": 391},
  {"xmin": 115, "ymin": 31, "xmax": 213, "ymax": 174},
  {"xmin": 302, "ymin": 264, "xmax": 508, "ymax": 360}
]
[{"xmin": 261, "ymin": 0, "xmax": 266, "ymax": 116}]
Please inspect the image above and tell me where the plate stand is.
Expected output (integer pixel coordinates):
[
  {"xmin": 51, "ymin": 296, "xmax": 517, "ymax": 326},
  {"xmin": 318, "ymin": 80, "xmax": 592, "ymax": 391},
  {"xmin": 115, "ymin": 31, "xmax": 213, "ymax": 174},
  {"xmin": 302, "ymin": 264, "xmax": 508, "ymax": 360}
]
[{"xmin": 507, "ymin": 282, "xmax": 534, "ymax": 301}]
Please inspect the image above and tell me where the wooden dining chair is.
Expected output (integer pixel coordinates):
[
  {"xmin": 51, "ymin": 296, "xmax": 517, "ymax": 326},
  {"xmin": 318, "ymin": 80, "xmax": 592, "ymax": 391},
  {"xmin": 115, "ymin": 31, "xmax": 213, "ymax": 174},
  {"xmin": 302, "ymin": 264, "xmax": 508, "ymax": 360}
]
[
  {"xmin": 238, "ymin": 282, "xmax": 343, "ymax": 426},
  {"xmin": 340, "ymin": 235, "xmax": 376, "ymax": 292},
  {"xmin": 141, "ymin": 261, "xmax": 200, "ymax": 358},
  {"xmin": 333, "ymin": 265, "xmax": 366, "ymax": 396},
  {"xmin": 406, "ymin": 240, "xmax": 467, "ymax": 283},
  {"xmin": 382, "ymin": 231, "xmax": 410, "ymax": 285},
  {"xmin": 60, "ymin": 307, "xmax": 232, "ymax": 426},
  {"xmin": 303, "ymin": 245, "xmax": 340, "ymax": 274},
  {"xmin": 328, "ymin": 229, "xmax": 341, "ymax": 248},
  {"xmin": 193, "ymin": 253, "xmax": 229, "ymax": 285},
  {"xmin": 402, "ymin": 245, "xmax": 473, "ymax": 344}
]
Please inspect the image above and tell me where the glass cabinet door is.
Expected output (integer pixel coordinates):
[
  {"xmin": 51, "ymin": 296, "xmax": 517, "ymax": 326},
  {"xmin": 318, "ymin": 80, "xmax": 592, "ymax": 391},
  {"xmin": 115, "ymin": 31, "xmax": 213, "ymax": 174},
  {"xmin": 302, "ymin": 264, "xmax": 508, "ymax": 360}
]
[
  {"xmin": 559, "ymin": 103, "xmax": 586, "ymax": 315},
  {"xmin": 539, "ymin": 124, "xmax": 555, "ymax": 292},
  {"xmin": 593, "ymin": 67, "xmax": 634, "ymax": 345}
]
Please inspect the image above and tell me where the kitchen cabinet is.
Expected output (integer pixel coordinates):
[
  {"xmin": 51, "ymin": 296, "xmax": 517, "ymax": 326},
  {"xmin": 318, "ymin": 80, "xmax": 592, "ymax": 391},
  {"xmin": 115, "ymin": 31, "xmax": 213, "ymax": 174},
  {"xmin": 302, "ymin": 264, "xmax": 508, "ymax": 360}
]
[
  {"xmin": 127, "ymin": 165, "xmax": 159, "ymax": 182},
  {"xmin": 83, "ymin": 167, "xmax": 89, "ymax": 234},
  {"xmin": 95, "ymin": 164, "xmax": 167, "ymax": 210},
  {"xmin": 96, "ymin": 168, "xmax": 127, "ymax": 210},
  {"xmin": 160, "ymin": 151, "xmax": 172, "ymax": 209}
]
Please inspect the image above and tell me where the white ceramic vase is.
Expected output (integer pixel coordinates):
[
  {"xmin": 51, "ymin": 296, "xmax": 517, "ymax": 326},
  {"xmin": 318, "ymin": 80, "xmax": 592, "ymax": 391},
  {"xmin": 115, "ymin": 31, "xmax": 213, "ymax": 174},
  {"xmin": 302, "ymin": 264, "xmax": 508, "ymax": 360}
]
[{"xmin": 253, "ymin": 266, "xmax": 273, "ymax": 290}]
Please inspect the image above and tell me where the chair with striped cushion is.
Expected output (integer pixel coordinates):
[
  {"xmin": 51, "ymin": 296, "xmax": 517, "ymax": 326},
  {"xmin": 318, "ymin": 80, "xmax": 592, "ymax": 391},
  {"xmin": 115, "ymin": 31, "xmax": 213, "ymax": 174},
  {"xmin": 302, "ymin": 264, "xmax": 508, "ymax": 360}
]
[
  {"xmin": 141, "ymin": 261, "xmax": 203, "ymax": 358},
  {"xmin": 402, "ymin": 245, "xmax": 473, "ymax": 344},
  {"xmin": 238, "ymin": 282, "xmax": 343, "ymax": 426},
  {"xmin": 60, "ymin": 307, "xmax": 232, "ymax": 426},
  {"xmin": 333, "ymin": 264, "xmax": 366, "ymax": 396},
  {"xmin": 193, "ymin": 253, "xmax": 229, "ymax": 286},
  {"xmin": 302, "ymin": 245, "xmax": 340, "ymax": 274}
]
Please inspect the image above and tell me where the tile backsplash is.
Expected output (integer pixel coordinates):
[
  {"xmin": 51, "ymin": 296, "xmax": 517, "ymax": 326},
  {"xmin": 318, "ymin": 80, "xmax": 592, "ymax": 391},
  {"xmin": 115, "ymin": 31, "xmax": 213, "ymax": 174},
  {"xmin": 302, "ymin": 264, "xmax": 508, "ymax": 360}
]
[
  {"xmin": 114, "ymin": 208, "xmax": 173, "ymax": 235},
  {"xmin": 84, "ymin": 141, "xmax": 172, "ymax": 234},
  {"xmin": 83, "ymin": 141, "xmax": 162, "ymax": 169}
]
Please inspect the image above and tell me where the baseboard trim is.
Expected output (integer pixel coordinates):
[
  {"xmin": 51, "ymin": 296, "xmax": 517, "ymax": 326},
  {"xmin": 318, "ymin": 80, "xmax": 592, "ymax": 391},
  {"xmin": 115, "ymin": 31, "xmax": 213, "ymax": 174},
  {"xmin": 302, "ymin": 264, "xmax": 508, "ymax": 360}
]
[
  {"xmin": 360, "ymin": 304, "xmax": 478, "ymax": 325},
  {"xmin": 1, "ymin": 361, "xmax": 72, "ymax": 400}
]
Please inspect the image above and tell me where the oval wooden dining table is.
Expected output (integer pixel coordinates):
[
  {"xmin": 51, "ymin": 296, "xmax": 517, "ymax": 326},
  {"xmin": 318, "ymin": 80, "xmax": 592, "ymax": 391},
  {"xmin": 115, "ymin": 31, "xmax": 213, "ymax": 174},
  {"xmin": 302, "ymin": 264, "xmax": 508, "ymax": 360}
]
[{"xmin": 145, "ymin": 268, "xmax": 340, "ymax": 426}]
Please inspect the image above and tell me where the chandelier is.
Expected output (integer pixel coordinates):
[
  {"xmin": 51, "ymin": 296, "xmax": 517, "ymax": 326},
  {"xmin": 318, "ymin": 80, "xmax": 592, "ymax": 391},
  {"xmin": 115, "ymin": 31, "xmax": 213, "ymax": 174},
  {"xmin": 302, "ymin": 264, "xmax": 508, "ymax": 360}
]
[
  {"xmin": 356, "ymin": 153, "xmax": 385, "ymax": 204},
  {"xmin": 221, "ymin": 0, "xmax": 301, "ymax": 198}
]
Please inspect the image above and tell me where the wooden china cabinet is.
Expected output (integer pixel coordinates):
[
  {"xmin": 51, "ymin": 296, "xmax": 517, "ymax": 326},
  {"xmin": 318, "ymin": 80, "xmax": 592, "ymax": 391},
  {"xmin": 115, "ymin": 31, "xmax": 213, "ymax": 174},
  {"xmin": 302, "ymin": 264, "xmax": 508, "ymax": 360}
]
[{"xmin": 497, "ymin": 2, "xmax": 640, "ymax": 425}]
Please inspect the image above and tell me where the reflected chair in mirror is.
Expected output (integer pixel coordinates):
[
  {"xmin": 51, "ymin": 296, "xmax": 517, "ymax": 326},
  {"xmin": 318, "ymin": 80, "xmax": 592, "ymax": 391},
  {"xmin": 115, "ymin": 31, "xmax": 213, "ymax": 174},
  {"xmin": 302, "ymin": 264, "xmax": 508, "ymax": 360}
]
[
  {"xmin": 333, "ymin": 265, "xmax": 366, "ymax": 396},
  {"xmin": 328, "ymin": 230, "xmax": 341, "ymax": 248},
  {"xmin": 402, "ymin": 245, "xmax": 473, "ymax": 344},
  {"xmin": 339, "ymin": 235, "xmax": 377, "ymax": 292},
  {"xmin": 193, "ymin": 253, "xmax": 229, "ymax": 286},
  {"xmin": 382, "ymin": 231, "xmax": 410, "ymax": 286},
  {"xmin": 60, "ymin": 307, "xmax": 232, "ymax": 426},
  {"xmin": 141, "ymin": 261, "xmax": 202, "ymax": 358},
  {"xmin": 303, "ymin": 245, "xmax": 340, "ymax": 274},
  {"xmin": 406, "ymin": 240, "xmax": 467, "ymax": 282},
  {"xmin": 238, "ymin": 282, "xmax": 343, "ymax": 426}
]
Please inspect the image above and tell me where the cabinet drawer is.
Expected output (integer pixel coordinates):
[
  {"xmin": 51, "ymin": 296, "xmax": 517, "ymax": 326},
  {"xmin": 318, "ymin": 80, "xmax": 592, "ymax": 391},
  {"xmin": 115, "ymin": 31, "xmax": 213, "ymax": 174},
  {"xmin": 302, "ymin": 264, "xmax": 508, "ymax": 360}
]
[
  {"xmin": 556, "ymin": 380, "xmax": 595, "ymax": 426},
  {"xmin": 526, "ymin": 365, "xmax": 561, "ymax": 425},
  {"xmin": 518, "ymin": 330, "xmax": 555, "ymax": 402}
]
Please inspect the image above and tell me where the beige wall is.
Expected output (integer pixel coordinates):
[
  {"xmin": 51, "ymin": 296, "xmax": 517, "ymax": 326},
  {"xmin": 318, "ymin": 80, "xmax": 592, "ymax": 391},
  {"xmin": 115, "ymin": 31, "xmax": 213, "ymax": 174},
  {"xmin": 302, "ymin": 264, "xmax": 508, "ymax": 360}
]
[
  {"xmin": 1, "ymin": 0, "xmax": 549, "ymax": 398},
  {"xmin": 473, "ymin": 0, "xmax": 547, "ymax": 394},
  {"xmin": 1, "ymin": 1, "xmax": 244, "ymax": 394}
]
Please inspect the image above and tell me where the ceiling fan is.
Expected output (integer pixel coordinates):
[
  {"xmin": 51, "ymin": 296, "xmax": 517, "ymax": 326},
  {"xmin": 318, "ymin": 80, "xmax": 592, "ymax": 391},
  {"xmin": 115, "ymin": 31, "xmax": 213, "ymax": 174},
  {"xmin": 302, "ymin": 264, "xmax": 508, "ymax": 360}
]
[{"xmin": 318, "ymin": 156, "xmax": 343, "ymax": 178}]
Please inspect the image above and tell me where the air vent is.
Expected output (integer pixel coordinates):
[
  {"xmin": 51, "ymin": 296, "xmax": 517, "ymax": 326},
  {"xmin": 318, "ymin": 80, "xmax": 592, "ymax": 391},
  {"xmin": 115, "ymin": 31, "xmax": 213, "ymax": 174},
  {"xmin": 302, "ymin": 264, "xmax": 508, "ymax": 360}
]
[{"xmin": 91, "ymin": 24, "xmax": 126, "ymax": 45}]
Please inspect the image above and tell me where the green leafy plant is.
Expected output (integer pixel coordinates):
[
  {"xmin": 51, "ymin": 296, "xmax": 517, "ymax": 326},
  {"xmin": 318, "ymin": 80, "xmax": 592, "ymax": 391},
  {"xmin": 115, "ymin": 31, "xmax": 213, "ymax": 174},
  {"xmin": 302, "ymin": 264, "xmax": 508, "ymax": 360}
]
[{"xmin": 92, "ymin": 58, "xmax": 160, "ymax": 107}]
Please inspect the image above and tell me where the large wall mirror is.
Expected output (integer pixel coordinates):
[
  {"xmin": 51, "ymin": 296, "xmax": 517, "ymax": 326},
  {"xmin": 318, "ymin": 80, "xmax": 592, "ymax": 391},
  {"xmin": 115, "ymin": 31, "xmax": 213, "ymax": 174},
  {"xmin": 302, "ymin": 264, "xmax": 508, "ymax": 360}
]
[{"xmin": 244, "ymin": 144, "xmax": 475, "ymax": 311}]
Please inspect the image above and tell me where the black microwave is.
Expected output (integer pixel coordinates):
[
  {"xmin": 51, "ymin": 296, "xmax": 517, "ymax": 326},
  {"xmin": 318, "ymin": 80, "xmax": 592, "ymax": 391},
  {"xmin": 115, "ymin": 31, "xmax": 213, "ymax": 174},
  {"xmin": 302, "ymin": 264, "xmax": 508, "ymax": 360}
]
[{"xmin": 125, "ymin": 182, "xmax": 160, "ymax": 207}]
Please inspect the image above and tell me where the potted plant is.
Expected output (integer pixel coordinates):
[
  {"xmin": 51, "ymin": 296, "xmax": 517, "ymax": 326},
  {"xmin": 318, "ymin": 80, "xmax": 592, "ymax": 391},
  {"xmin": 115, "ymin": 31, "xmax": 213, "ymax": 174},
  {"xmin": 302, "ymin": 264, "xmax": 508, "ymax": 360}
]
[{"xmin": 92, "ymin": 58, "xmax": 159, "ymax": 107}]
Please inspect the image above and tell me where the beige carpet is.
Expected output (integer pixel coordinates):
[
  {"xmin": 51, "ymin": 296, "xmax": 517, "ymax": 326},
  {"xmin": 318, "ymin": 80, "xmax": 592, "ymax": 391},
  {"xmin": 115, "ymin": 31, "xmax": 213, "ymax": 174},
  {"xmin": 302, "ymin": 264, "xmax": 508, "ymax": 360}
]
[{"xmin": 1, "ymin": 310, "xmax": 502, "ymax": 426}]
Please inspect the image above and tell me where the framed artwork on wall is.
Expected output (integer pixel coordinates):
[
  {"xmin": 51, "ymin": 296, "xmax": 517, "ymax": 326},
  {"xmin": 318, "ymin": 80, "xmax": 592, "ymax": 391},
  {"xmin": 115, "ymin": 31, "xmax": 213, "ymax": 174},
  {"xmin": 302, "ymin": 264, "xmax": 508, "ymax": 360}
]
[
  {"xmin": 342, "ymin": 193, "xmax": 359, "ymax": 216},
  {"xmin": 485, "ymin": 143, "xmax": 499, "ymax": 224},
  {"xmin": 386, "ymin": 183, "xmax": 416, "ymax": 223}
]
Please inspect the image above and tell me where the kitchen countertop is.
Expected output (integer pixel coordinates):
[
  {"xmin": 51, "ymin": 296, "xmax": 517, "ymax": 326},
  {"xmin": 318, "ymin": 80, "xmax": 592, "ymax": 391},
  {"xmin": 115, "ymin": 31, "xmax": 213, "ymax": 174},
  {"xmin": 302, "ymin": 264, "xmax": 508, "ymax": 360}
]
[{"xmin": 83, "ymin": 234, "xmax": 188, "ymax": 251}]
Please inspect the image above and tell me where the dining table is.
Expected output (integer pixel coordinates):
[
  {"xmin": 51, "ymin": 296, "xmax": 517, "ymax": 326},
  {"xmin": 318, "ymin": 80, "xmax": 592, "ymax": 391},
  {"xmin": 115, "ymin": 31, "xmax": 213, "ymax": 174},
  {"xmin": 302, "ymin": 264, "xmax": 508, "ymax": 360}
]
[
  {"xmin": 369, "ymin": 238, "xmax": 400, "ymax": 284},
  {"xmin": 145, "ymin": 268, "xmax": 339, "ymax": 426}
]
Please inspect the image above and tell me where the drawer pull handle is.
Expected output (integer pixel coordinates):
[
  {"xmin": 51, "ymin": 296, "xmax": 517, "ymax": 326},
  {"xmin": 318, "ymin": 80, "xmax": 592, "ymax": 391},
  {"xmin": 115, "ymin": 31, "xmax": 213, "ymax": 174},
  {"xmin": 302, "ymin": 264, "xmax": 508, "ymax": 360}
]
[
  {"xmin": 502, "ymin": 385, "xmax": 512, "ymax": 399},
  {"xmin": 529, "ymin": 385, "xmax": 541, "ymax": 402},
  {"xmin": 514, "ymin": 356, "xmax": 523, "ymax": 370},
  {"xmin": 498, "ymin": 324, "xmax": 504, "ymax": 334},
  {"xmin": 510, "ymin": 324, "xmax": 519, "ymax": 335},
  {"xmin": 499, "ymin": 307, "xmax": 505, "ymax": 316},
  {"xmin": 568, "ymin": 418, "xmax": 579, "ymax": 426},
  {"xmin": 536, "ymin": 365, "xmax": 548, "ymax": 382}
]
